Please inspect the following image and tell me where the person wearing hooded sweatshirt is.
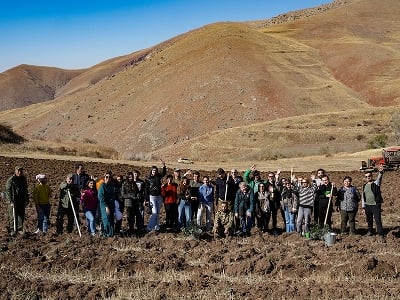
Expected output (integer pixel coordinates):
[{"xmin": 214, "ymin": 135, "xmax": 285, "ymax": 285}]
[
  {"xmin": 33, "ymin": 174, "xmax": 52, "ymax": 234},
  {"xmin": 145, "ymin": 160, "xmax": 167, "ymax": 232}
]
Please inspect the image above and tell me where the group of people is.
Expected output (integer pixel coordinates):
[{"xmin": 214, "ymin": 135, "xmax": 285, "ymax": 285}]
[{"xmin": 3, "ymin": 161, "xmax": 386, "ymax": 240}]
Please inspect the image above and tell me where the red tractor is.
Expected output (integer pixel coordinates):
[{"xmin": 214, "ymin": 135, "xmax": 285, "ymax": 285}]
[{"xmin": 360, "ymin": 147, "xmax": 400, "ymax": 171}]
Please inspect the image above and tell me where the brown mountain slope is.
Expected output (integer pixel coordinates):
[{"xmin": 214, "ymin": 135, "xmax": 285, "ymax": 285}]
[
  {"xmin": 0, "ymin": 0, "xmax": 399, "ymax": 163},
  {"xmin": 55, "ymin": 48, "xmax": 154, "ymax": 96},
  {"xmin": 0, "ymin": 49, "xmax": 155, "ymax": 111},
  {"xmin": 260, "ymin": 0, "xmax": 400, "ymax": 106},
  {"xmin": 0, "ymin": 65, "xmax": 84, "ymax": 110}
]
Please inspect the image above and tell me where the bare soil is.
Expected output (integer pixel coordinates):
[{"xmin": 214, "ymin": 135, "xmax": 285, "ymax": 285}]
[{"xmin": 0, "ymin": 156, "xmax": 399, "ymax": 299}]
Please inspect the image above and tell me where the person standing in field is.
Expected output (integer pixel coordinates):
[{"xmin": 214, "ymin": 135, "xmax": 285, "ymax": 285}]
[
  {"xmin": 197, "ymin": 175, "xmax": 214, "ymax": 232},
  {"xmin": 132, "ymin": 169, "xmax": 146, "ymax": 227},
  {"xmin": 98, "ymin": 171, "xmax": 116, "ymax": 237},
  {"xmin": 187, "ymin": 170, "xmax": 202, "ymax": 222},
  {"xmin": 234, "ymin": 182, "xmax": 255, "ymax": 237},
  {"xmin": 315, "ymin": 175, "xmax": 337, "ymax": 228},
  {"xmin": 336, "ymin": 176, "xmax": 361, "ymax": 235},
  {"xmin": 33, "ymin": 174, "xmax": 52, "ymax": 235},
  {"xmin": 80, "ymin": 179, "xmax": 98, "ymax": 236},
  {"xmin": 161, "ymin": 174, "xmax": 178, "ymax": 231},
  {"xmin": 214, "ymin": 168, "xmax": 237, "ymax": 212},
  {"xmin": 6, "ymin": 166, "xmax": 29, "ymax": 237},
  {"xmin": 122, "ymin": 172, "xmax": 144, "ymax": 236},
  {"xmin": 312, "ymin": 168, "xmax": 326, "ymax": 225},
  {"xmin": 56, "ymin": 173, "xmax": 80, "ymax": 235},
  {"xmin": 177, "ymin": 176, "xmax": 193, "ymax": 230},
  {"xmin": 280, "ymin": 181, "xmax": 298, "ymax": 233},
  {"xmin": 362, "ymin": 164, "xmax": 385, "ymax": 241},
  {"xmin": 145, "ymin": 160, "xmax": 167, "ymax": 232},
  {"xmin": 292, "ymin": 177, "xmax": 317, "ymax": 235}
]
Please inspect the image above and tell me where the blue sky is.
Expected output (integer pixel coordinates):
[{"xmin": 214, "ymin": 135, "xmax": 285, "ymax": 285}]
[{"xmin": 0, "ymin": 0, "xmax": 332, "ymax": 73}]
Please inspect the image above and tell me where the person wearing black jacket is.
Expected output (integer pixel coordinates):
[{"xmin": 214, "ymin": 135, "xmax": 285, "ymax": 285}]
[
  {"xmin": 214, "ymin": 168, "xmax": 237, "ymax": 212},
  {"xmin": 315, "ymin": 175, "xmax": 337, "ymax": 228},
  {"xmin": 145, "ymin": 160, "xmax": 166, "ymax": 232},
  {"xmin": 6, "ymin": 166, "xmax": 29, "ymax": 236},
  {"xmin": 362, "ymin": 164, "xmax": 385, "ymax": 240},
  {"xmin": 122, "ymin": 172, "xmax": 144, "ymax": 236}
]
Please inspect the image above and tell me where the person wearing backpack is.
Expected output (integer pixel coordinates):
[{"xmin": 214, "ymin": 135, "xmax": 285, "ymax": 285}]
[{"xmin": 336, "ymin": 176, "xmax": 361, "ymax": 235}]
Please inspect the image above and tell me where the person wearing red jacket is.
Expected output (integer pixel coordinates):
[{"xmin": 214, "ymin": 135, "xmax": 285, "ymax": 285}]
[{"xmin": 162, "ymin": 175, "xmax": 178, "ymax": 231}]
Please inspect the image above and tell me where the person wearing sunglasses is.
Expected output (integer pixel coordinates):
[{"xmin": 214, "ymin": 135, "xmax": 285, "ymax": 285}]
[
  {"xmin": 292, "ymin": 178, "xmax": 317, "ymax": 235},
  {"xmin": 362, "ymin": 164, "xmax": 385, "ymax": 241},
  {"xmin": 280, "ymin": 182, "xmax": 298, "ymax": 233}
]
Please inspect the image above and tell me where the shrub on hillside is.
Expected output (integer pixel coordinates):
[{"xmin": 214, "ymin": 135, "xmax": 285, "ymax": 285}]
[
  {"xmin": 0, "ymin": 124, "xmax": 25, "ymax": 144},
  {"xmin": 367, "ymin": 134, "xmax": 388, "ymax": 149}
]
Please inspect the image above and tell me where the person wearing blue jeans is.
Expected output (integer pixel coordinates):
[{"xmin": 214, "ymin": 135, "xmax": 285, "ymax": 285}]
[
  {"xmin": 280, "ymin": 182, "xmax": 298, "ymax": 233},
  {"xmin": 145, "ymin": 162, "xmax": 167, "ymax": 232},
  {"xmin": 197, "ymin": 176, "xmax": 214, "ymax": 232},
  {"xmin": 33, "ymin": 174, "xmax": 52, "ymax": 234},
  {"xmin": 234, "ymin": 182, "xmax": 254, "ymax": 237},
  {"xmin": 177, "ymin": 177, "xmax": 192, "ymax": 229},
  {"xmin": 80, "ymin": 179, "xmax": 98, "ymax": 236},
  {"xmin": 178, "ymin": 199, "xmax": 192, "ymax": 229},
  {"xmin": 37, "ymin": 204, "xmax": 51, "ymax": 233}
]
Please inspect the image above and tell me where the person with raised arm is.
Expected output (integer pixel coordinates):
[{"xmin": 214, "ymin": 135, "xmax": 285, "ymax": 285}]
[
  {"xmin": 145, "ymin": 159, "xmax": 167, "ymax": 233},
  {"xmin": 362, "ymin": 164, "xmax": 385, "ymax": 241}
]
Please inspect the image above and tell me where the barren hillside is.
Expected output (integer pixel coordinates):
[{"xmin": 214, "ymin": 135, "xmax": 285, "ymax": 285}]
[
  {"xmin": 0, "ymin": 0, "xmax": 399, "ymax": 162},
  {"xmin": 0, "ymin": 65, "xmax": 84, "ymax": 110}
]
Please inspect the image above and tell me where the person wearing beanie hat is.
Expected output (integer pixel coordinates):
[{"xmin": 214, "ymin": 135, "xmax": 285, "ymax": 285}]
[
  {"xmin": 6, "ymin": 165, "xmax": 29, "ymax": 236},
  {"xmin": 33, "ymin": 174, "xmax": 52, "ymax": 234}
]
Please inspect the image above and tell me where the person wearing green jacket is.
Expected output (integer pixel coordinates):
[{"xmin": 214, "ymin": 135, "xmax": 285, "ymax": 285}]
[
  {"xmin": 56, "ymin": 173, "xmax": 80, "ymax": 235},
  {"xmin": 243, "ymin": 164, "xmax": 267, "ymax": 194},
  {"xmin": 6, "ymin": 166, "xmax": 29, "ymax": 237}
]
